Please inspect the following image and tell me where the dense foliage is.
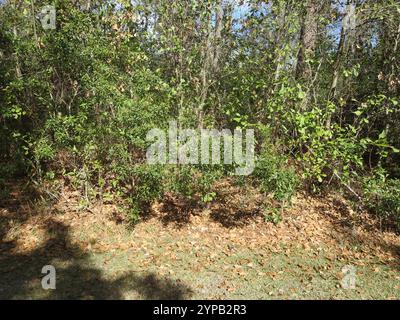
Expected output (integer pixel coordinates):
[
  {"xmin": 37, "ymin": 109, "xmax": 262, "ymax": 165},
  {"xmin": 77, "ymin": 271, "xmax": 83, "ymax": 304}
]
[{"xmin": 1, "ymin": 0, "xmax": 399, "ymax": 228}]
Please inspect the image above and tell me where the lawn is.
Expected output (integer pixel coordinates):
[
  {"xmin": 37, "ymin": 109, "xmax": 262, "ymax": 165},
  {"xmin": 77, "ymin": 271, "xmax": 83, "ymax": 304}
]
[{"xmin": 1, "ymin": 187, "xmax": 399, "ymax": 300}]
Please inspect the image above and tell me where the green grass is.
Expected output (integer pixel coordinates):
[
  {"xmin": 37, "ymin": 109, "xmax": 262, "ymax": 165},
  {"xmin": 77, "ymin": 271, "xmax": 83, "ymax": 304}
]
[{"xmin": 1, "ymin": 238, "xmax": 399, "ymax": 300}]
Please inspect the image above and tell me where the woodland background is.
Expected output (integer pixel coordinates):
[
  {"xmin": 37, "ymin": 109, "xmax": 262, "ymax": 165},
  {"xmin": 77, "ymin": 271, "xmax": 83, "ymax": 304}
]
[{"xmin": 1, "ymin": 0, "xmax": 400, "ymax": 228}]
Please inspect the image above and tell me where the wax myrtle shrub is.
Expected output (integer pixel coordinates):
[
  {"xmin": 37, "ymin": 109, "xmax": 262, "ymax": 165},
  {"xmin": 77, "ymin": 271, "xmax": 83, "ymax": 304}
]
[
  {"xmin": 363, "ymin": 171, "xmax": 400, "ymax": 232},
  {"xmin": 164, "ymin": 165, "xmax": 224, "ymax": 202},
  {"xmin": 252, "ymin": 125, "xmax": 298, "ymax": 203},
  {"xmin": 248, "ymin": 125, "xmax": 298, "ymax": 224},
  {"xmin": 125, "ymin": 164, "xmax": 225, "ymax": 223},
  {"xmin": 0, "ymin": 2, "xmax": 172, "ymax": 217},
  {"xmin": 127, "ymin": 164, "xmax": 166, "ymax": 222},
  {"xmin": 39, "ymin": 6, "xmax": 174, "ymax": 218},
  {"xmin": 1, "ymin": 0, "xmax": 400, "ymax": 227}
]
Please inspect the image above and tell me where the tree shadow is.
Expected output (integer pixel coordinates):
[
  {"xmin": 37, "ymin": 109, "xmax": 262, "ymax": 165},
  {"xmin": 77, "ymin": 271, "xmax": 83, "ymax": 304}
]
[
  {"xmin": 150, "ymin": 187, "xmax": 265, "ymax": 229},
  {"xmin": 157, "ymin": 195, "xmax": 200, "ymax": 228},
  {"xmin": 208, "ymin": 185, "xmax": 265, "ymax": 228},
  {"xmin": 0, "ymin": 184, "xmax": 193, "ymax": 300},
  {"xmin": 209, "ymin": 206, "xmax": 262, "ymax": 228}
]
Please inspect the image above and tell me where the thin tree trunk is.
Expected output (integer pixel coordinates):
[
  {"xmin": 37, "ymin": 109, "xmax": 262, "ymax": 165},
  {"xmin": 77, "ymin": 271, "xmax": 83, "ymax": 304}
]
[
  {"xmin": 330, "ymin": 0, "xmax": 356, "ymax": 100},
  {"xmin": 295, "ymin": 1, "xmax": 319, "ymax": 82},
  {"xmin": 198, "ymin": 0, "xmax": 225, "ymax": 127},
  {"xmin": 326, "ymin": 0, "xmax": 357, "ymax": 129},
  {"xmin": 274, "ymin": 2, "xmax": 287, "ymax": 88}
]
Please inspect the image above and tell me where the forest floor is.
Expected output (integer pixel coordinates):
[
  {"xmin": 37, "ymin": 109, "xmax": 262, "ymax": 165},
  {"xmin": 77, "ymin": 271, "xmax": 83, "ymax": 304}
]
[{"xmin": 0, "ymin": 182, "xmax": 399, "ymax": 300}]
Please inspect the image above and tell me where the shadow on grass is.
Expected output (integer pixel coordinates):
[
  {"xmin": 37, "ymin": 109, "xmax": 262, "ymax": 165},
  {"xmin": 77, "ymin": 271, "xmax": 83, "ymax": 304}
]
[
  {"xmin": 314, "ymin": 196, "xmax": 400, "ymax": 270},
  {"xmin": 157, "ymin": 195, "xmax": 200, "ymax": 228},
  {"xmin": 151, "ymin": 190, "xmax": 264, "ymax": 229},
  {"xmin": 0, "ymin": 183, "xmax": 193, "ymax": 300}
]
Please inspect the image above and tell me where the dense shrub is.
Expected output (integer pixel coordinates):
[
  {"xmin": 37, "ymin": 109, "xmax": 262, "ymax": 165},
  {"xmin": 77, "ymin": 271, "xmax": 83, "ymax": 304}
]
[
  {"xmin": 254, "ymin": 150, "xmax": 298, "ymax": 203},
  {"xmin": 1, "ymin": 1, "xmax": 400, "ymax": 226},
  {"xmin": 364, "ymin": 176, "xmax": 400, "ymax": 231}
]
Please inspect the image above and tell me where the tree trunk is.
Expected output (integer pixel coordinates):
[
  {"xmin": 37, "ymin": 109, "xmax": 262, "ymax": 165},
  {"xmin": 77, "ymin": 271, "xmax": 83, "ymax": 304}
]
[
  {"xmin": 329, "ymin": 0, "xmax": 357, "ymax": 101},
  {"xmin": 295, "ymin": 1, "xmax": 319, "ymax": 82}
]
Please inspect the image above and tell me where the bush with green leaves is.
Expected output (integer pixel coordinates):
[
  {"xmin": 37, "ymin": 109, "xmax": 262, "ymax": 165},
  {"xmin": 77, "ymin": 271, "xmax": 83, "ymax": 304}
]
[
  {"xmin": 1, "ymin": 0, "xmax": 400, "ymax": 227},
  {"xmin": 254, "ymin": 149, "xmax": 298, "ymax": 203},
  {"xmin": 363, "ymin": 176, "xmax": 400, "ymax": 231},
  {"xmin": 126, "ymin": 164, "xmax": 165, "ymax": 222}
]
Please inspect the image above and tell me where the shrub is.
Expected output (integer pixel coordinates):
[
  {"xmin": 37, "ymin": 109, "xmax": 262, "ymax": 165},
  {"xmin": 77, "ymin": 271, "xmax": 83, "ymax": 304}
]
[
  {"xmin": 129, "ymin": 164, "xmax": 165, "ymax": 222},
  {"xmin": 363, "ymin": 176, "xmax": 400, "ymax": 231},
  {"xmin": 254, "ymin": 150, "xmax": 298, "ymax": 203}
]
